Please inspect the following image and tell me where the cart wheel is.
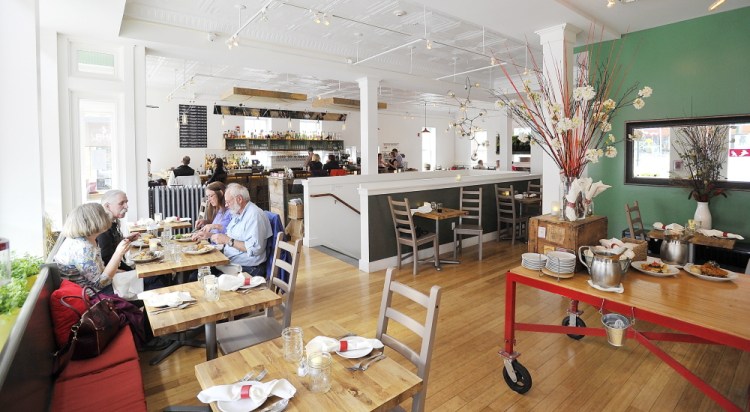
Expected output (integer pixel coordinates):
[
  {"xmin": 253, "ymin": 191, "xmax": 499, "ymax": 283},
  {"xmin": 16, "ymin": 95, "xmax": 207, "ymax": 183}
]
[
  {"xmin": 502, "ymin": 360, "xmax": 532, "ymax": 394},
  {"xmin": 561, "ymin": 316, "xmax": 586, "ymax": 340}
]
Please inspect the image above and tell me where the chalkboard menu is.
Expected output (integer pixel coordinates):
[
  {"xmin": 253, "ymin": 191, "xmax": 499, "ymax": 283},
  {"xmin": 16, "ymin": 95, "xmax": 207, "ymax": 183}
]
[{"xmin": 179, "ymin": 104, "xmax": 207, "ymax": 148}]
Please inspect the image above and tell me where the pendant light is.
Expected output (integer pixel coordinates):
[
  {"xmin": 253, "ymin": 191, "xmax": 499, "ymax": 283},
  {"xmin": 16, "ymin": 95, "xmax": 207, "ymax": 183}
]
[{"xmin": 421, "ymin": 102, "xmax": 429, "ymax": 134}]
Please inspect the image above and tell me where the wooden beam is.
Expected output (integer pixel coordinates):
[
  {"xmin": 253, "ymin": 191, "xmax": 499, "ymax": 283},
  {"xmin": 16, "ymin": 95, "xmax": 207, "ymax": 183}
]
[{"xmin": 312, "ymin": 97, "xmax": 387, "ymax": 110}]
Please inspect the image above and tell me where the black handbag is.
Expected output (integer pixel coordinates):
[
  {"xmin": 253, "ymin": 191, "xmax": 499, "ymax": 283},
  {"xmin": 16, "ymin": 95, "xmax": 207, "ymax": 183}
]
[{"xmin": 53, "ymin": 287, "xmax": 122, "ymax": 374}]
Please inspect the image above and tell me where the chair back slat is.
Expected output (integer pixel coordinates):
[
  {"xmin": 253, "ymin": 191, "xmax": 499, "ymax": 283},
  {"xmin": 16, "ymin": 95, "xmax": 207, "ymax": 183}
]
[{"xmin": 625, "ymin": 200, "xmax": 647, "ymax": 240}]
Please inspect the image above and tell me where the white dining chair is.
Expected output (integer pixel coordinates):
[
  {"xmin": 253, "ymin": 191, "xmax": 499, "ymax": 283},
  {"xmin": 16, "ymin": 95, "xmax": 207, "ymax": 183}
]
[{"xmin": 376, "ymin": 267, "xmax": 442, "ymax": 412}]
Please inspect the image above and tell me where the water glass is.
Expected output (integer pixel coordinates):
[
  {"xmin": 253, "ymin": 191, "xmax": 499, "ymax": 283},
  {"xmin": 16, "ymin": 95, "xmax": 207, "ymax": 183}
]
[
  {"xmin": 436, "ymin": 202, "xmax": 443, "ymax": 213},
  {"xmin": 197, "ymin": 266, "xmax": 211, "ymax": 284},
  {"xmin": 148, "ymin": 239, "xmax": 159, "ymax": 252},
  {"xmin": 153, "ymin": 212, "xmax": 163, "ymax": 223},
  {"xmin": 161, "ymin": 224, "xmax": 173, "ymax": 242},
  {"xmin": 170, "ymin": 243, "xmax": 183, "ymax": 263},
  {"xmin": 307, "ymin": 352, "xmax": 332, "ymax": 393},
  {"xmin": 282, "ymin": 326, "xmax": 304, "ymax": 363},
  {"xmin": 203, "ymin": 275, "xmax": 220, "ymax": 302}
]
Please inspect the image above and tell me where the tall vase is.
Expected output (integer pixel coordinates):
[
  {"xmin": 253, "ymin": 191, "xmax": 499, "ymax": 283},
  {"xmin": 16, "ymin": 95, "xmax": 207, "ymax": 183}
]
[
  {"xmin": 560, "ymin": 174, "xmax": 585, "ymax": 221},
  {"xmin": 693, "ymin": 201, "xmax": 712, "ymax": 230}
]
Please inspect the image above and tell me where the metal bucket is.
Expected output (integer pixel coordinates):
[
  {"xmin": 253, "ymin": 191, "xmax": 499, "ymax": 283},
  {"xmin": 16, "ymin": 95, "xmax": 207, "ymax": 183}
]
[{"xmin": 601, "ymin": 313, "xmax": 630, "ymax": 347}]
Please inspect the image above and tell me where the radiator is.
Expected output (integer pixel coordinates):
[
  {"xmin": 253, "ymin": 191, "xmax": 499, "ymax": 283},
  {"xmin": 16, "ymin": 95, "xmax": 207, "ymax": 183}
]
[{"xmin": 148, "ymin": 185, "xmax": 205, "ymax": 232}]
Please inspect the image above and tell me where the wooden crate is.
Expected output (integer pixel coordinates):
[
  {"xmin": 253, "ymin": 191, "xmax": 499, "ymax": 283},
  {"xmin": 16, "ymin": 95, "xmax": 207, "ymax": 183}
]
[{"xmin": 528, "ymin": 215, "xmax": 608, "ymax": 272}]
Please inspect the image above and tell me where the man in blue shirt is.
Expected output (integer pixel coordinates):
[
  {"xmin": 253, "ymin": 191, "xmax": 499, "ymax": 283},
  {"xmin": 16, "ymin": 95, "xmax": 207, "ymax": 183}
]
[{"xmin": 210, "ymin": 183, "xmax": 272, "ymax": 276}]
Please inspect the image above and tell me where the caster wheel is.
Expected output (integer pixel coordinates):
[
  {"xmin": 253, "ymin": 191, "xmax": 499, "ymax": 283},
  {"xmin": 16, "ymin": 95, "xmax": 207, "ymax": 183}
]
[
  {"xmin": 561, "ymin": 316, "xmax": 586, "ymax": 340},
  {"xmin": 502, "ymin": 360, "xmax": 532, "ymax": 394}
]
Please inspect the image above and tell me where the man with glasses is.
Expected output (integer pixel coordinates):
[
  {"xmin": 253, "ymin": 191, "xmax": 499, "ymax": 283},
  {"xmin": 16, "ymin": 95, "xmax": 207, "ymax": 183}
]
[{"xmin": 211, "ymin": 183, "xmax": 272, "ymax": 276}]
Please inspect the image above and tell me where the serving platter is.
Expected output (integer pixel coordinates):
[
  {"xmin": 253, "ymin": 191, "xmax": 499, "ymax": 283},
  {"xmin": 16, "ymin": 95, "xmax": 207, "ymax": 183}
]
[
  {"xmin": 631, "ymin": 260, "xmax": 679, "ymax": 277},
  {"xmin": 683, "ymin": 263, "xmax": 738, "ymax": 282}
]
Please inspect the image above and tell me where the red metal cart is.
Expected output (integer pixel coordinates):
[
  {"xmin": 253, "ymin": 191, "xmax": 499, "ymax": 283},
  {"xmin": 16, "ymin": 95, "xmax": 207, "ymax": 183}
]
[{"xmin": 500, "ymin": 266, "xmax": 750, "ymax": 411}]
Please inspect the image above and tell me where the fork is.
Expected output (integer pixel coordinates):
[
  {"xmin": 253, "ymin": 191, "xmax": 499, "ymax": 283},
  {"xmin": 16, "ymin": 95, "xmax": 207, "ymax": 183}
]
[
  {"xmin": 236, "ymin": 366, "xmax": 267, "ymax": 383},
  {"xmin": 346, "ymin": 351, "xmax": 383, "ymax": 371},
  {"xmin": 359, "ymin": 354, "xmax": 386, "ymax": 371},
  {"xmin": 239, "ymin": 286, "xmax": 268, "ymax": 294}
]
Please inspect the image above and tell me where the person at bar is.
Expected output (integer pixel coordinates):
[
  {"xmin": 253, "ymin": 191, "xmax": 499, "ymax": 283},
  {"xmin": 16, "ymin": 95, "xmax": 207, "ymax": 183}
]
[
  {"xmin": 309, "ymin": 153, "xmax": 326, "ymax": 177},
  {"xmin": 173, "ymin": 155, "xmax": 195, "ymax": 176},
  {"xmin": 206, "ymin": 157, "xmax": 227, "ymax": 184},
  {"xmin": 210, "ymin": 183, "xmax": 272, "ymax": 276},
  {"xmin": 323, "ymin": 154, "xmax": 341, "ymax": 175},
  {"xmin": 390, "ymin": 148, "xmax": 403, "ymax": 169},
  {"xmin": 303, "ymin": 146, "xmax": 315, "ymax": 170}
]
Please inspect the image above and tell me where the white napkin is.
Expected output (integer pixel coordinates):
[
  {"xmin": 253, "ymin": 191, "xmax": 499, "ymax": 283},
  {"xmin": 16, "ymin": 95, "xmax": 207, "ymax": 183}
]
[
  {"xmin": 137, "ymin": 291, "xmax": 194, "ymax": 307},
  {"xmin": 218, "ymin": 274, "xmax": 266, "ymax": 291},
  {"xmin": 410, "ymin": 204, "xmax": 433, "ymax": 215},
  {"xmin": 564, "ymin": 178, "xmax": 585, "ymax": 221},
  {"xmin": 514, "ymin": 194, "xmax": 523, "ymax": 200},
  {"xmin": 587, "ymin": 279, "xmax": 624, "ymax": 293},
  {"xmin": 305, "ymin": 336, "xmax": 384, "ymax": 354},
  {"xmin": 112, "ymin": 270, "xmax": 143, "ymax": 300},
  {"xmin": 165, "ymin": 216, "xmax": 192, "ymax": 222},
  {"xmin": 197, "ymin": 379, "xmax": 296, "ymax": 411},
  {"xmin": 697, "ymin": 229, "xmax": 744, "ymax": 240},
  {"xmin": 584, "ymin": 180, "xmax": 611, "ymax": 202},
  {"xmin": 653, "ymin": 222, "xmax": 684, "ymax": 231},
  {"xmin": 599, "ymin": 238, "xmax": 624, "ymax": 249}
]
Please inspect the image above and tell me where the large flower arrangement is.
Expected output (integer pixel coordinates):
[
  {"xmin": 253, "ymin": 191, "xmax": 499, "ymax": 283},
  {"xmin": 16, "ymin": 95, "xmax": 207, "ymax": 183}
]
[
  {"xmin": 671, "ymin": 125, "xmax": 729, "ymax": 202},
  {"xmin": 491, "ymin": 45, "xmax": 652, "ymax": 179}
]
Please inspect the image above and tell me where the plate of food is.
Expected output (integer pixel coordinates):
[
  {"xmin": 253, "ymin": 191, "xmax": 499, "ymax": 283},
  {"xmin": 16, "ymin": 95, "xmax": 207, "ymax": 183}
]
[
  {"xmin": 131, "ymin": 238, "xmax": 160, "ymax": 247},
  {"xmin": 131, "ymin": 250, "xmax": 163, "ymax": 263},
  {"xmin": 183, "ymin": 244, "xmax": 215, "ymax": 255},
  {"xmin": 632, "ymin": 260, "xmax": 679, "ymax": 277},
  {"xmin": 173, "ymin": 233, "xmax": 196, "ymax": 242},
  {"xmin": 684, "ymin": 262, "xmax": 738, "ymax": 282}
]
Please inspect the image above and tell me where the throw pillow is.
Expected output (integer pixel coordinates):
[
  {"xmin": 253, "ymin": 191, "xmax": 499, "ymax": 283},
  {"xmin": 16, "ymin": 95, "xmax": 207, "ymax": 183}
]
[{"xmin": 50, "ymin": 280, "xmax": 87, "ymax": 347}]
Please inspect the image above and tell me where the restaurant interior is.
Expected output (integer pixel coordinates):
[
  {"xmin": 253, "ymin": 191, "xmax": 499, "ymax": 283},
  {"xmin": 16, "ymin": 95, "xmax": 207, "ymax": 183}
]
[{"xmin": 1, "ymin": 1, "xmax": 750, "ymax": 411}]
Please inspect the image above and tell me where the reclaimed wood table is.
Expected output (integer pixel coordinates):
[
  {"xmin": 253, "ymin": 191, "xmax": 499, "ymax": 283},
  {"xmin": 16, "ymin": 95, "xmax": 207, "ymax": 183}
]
[
  {"xmin": 500, "ymin": 265, "xmax": 750, "ymax": 411},
  {"xmin": 415, "ymin": 207, "xmax": 468, "ymax": 269},
  {"xmin": 129, "ymin": 220, "xmax": 193, "ymax": 233},
  {"xmin": 648, "ymin": 229, "xmax": 736, "ymax": 264},
  {"xmin": 194, "ymin": 320, "xmax": 422, "ymax": 412},
  {"xmin": 145, "ymin": 281, "xmax": 281, "ymax": 365}
]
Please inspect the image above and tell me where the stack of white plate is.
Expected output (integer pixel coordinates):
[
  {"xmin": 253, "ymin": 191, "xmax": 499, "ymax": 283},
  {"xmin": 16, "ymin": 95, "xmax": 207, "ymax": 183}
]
[
  {"xmin": 521, "ymin": 253, "xmax": 547, "ymax": 270},
  {"xmin": 545, "ymin": 251, "xmax": 576, "ymax": 274}
]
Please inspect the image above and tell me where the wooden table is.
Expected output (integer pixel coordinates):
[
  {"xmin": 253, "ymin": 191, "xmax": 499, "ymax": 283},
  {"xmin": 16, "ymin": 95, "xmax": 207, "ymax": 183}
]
[
  {"xmin": 648, "ymin": 229, "xmax": 736, "ymax": 249},
  {"xmin": 145, "ymin": 281, "xmax": 281, "ymax": 364},
  {"xmin": 129, "ymin": 220, "xmax": 193, "ymax": 233},
  {"xmin": 194, "ymin": 320, "xmax": 422, "ymax": 412},
  {"xmin": 135, "ymin": 242, "xmax": 229, "ymax": 278},
  {"xmin": 415, "ymin": 207, "xmax": 468, "ymax": 269},
  {"xmin": 501, "ymin": 265, "xmax": 750, "ymax": 411},
  {"xmin": 515, "ymin": 195, "xmax": 541, "ymax": 217}
]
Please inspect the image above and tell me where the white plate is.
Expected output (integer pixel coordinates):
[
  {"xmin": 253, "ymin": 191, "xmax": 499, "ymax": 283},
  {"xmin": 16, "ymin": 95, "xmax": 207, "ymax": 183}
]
[
  {"xmin": 131, "ymin": 250, "xmax": 163, "ymax": 263},
  {"xmin": 173, "ymin": 236, "xmax": 196, "ymax": 242},
  {"xmin": 131, "ymin": 239, "xmax": 160, "ymax": 247},
  {"xmin": 238, "ymin": 276, "xmax": 267, "ymax": 289},
  {"xmin": 631, "ymin": 260, "xmax": 679, "ymax": 277},
  {"xmin": 183, "ymin": 244, "xmax": 215, "ymax": 255},
  {"xmin": 335, "ymin": 336, "xmax": 373, "ymax": 359},
  {"xmin": 683, "ymin": 263, "xmax": 739, "ymax": 282}
]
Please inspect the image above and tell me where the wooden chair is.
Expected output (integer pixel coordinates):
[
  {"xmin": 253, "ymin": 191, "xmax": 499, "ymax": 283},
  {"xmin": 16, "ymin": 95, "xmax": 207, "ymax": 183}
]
[
  {"xmin": 453, "ymin": 187, "xmax": 484, "ymax": 260},
  {"xmin": 495, "ymin": 184, "xmax": 528, "ymax": 246},
  {"xmin": 526, "ymin": 181, "xmax": 543, "ymax": 216},
  {"xmin": 388, "ymin": 196, "xmax": 438, "ymax": 276},
  {"xmin": 216, "ymin": 232, "xmax": 302, "ymax": 355},
  {"xmin": 625, "ymin": 200, "xmax": 647, "ymax": 240},
  {"xmin": 376, "ymin": 268, "xmax": 442, "ymax": 412}
]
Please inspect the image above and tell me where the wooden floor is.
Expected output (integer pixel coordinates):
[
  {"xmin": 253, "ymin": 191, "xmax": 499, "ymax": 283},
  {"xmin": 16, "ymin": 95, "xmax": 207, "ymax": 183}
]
[{"xmin": 140, "ymin": 240, "xmax": 750, "ymax": 411}]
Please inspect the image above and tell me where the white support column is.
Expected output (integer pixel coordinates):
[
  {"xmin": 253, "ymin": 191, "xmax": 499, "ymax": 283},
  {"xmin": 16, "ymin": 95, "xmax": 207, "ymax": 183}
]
[
  {"xmin": 358, "ymin": 77, "xmax": 379, "ymax": 176},
  {"xmin": 536, "ymin": 23, "xmax": 580, "ymax": 214},
  {"xmin": 0, "ymin": 0, "xmax": 45, "ymax": 255}
]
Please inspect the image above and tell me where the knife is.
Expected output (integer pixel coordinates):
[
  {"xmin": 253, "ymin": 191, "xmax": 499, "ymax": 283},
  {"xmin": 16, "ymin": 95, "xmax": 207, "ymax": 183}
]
[{"xmin": 258, "ymin": 398, "xmax": 289, "ymax": 412}]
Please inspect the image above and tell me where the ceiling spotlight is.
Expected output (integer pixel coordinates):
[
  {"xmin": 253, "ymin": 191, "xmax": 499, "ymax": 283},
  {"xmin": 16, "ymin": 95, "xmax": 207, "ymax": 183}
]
[
  {"xmin": 490, "ymin": 57, "xmax": 498, "ymax": 66},
  {"xmin": 314, "ymin": 12, "xmax": 321, "ymax": 24},
  {"xmin": 207, "ymin": 32, "xmax": 217, "ymax": 42},
  {"xmin": 342, "ymin": 122, "xmax": 347, "ymax": 131},
  {"xmin": 322, "ymin": 14, "xmax": 330, "ymax": 26},
  {"xmin": 709, "ymin": 0, "xmax": 725, "ymax": 11},
  {"xmin": 425, "ymin": 39, "xmax": 433, "ymax": 50},
  {"xmin": 607, "ymin": 0, "xmax": 616, "ymax": 7}
]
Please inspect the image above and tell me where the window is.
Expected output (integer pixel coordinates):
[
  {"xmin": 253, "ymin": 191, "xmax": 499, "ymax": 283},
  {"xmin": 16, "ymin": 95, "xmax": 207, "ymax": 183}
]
[
  {"xmin": 299, "ymin": 119, "xmax": 322, "ymax": 138},
  {"xmin": 78, "ymin": 99, "xmax": 117, "ymax": 202},
  {"xmin": 76, "ymin": 50, "xmax": 115, "ymax": 75},
  {"xmin": 421, "ymin": 127, "xmax": 436, "ymax": 170},
  {"xmin": 244, "ymin": 118, "xmax": 272, "ymax": 137}
]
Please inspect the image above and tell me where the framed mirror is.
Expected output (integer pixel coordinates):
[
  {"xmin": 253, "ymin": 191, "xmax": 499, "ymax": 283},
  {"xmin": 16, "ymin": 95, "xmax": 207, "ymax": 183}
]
[{"xmin": 625, "ymin": 115, "xmax": 750, "ymax": 190}]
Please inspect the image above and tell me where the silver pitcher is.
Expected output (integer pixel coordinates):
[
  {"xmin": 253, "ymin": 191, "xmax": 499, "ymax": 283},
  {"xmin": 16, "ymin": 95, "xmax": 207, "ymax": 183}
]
[
  {"xmin": 578, "ymin": 246, "xmax": 632, "ymax": 288},
  {"xmin": 660, "ymin": 232, "xmax": 688, "ymax": 265}
]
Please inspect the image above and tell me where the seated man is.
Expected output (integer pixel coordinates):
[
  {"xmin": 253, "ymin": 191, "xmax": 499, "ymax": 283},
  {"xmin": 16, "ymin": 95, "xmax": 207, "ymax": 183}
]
[
  {"xmin": 98, "ymin": 189, "xmax": 138, "ymax": 270},
  {"xmin": 173, "ymin": 155, "xmax": 195, "ymax": 177},
  {"xmin": 322, "ymin": 154, "xmax": 341, "ymax": 175},
  {"xmin": 211, "ymin": 183, "xmax": 272, "ymax": 276},
  {"xmin": 390, "ymin": 148, "xmax": 403, "ymax": 169}
]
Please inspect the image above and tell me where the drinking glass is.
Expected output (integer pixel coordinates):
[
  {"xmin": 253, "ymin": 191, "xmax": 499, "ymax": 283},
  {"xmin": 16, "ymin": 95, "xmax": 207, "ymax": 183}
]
[
  {"xmin": 436, "ymin": 203, "xmax": 443, "ymax": 213},
  {"xmin": 153, "ymin": 212, "xmax": 163, "ymax": 223},
  {"xmin": 307, "ymin": 352, "xmax": 332, "ymax": 393},
  {"xmin": 282, "ymin": 326, "xmax": 304, "ymax": 363},
  {"xmin": 148, "ymin": 239, "xmax": 159, "ymax": 253},
  {"xmin": 203, "ymin": 275, "xmax": 220, "ymax": 302},
  {"xmin": 171, "ymin": 243, "xmax": 183, "ymax": 263},
  {"xmin": 161, "ymin": 224, "xmax": 172, "ymax": 242},
  {"xmin": 197, "ymin": 266, "xmax": 211, "ymax": 284}
]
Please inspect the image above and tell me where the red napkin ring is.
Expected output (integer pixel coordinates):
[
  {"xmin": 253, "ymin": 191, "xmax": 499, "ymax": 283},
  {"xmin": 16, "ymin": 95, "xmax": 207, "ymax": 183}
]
[
  {"xmin": 723, "ymin": 232, "xmax": 729, "ymax": 237},
  {"xmin": 240, "ymin": 385, "xmax": 252, "ymax": 399},
  {"xmin": 565, "ymin": 201, "xmax": 576, "ymax": 208},
  {"xmin": 339, "ymin": 340, "xmax": 348, "ymax": 351},
  {"xmin": 244, "ymin": 277, "xmax": 251, "ymax": 286}
]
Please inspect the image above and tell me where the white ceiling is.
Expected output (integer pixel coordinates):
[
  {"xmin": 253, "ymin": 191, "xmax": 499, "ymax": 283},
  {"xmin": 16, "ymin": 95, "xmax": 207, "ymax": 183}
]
[{"xmin": 40, "ymin": 0, "xmax": 750, "ymax": 113}]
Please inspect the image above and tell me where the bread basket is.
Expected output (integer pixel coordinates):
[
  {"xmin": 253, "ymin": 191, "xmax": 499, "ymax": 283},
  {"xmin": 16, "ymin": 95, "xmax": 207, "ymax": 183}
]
[{"xmin": 621, "ymin": 237, "xmax": 648, "ymax": 262}]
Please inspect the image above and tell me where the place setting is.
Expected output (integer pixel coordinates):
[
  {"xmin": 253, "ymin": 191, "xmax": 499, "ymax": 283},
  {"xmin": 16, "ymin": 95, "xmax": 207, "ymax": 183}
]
[
  {"xmin": 138, "ymin": 290, "xmax": 197, "ymax": 313},
  {"xmin": 197, "ymin": 367, "xmax": 296, "ymax": 412},
  {"xmin": 217, "ymin": 272, "xmax": 267, "ymax": 294}
]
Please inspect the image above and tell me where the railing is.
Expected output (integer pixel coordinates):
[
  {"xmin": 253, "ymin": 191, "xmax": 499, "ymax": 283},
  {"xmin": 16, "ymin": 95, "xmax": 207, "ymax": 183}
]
[{"xmin": 310, "ymin": 193, "xmax": 360, "ymax": 215}]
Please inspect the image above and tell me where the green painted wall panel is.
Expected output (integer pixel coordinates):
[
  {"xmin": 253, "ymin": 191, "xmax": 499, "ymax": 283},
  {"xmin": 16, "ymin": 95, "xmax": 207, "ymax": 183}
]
[{"xmin": 586, "ymin": 7, "xmax": 750, "ymax": 239}]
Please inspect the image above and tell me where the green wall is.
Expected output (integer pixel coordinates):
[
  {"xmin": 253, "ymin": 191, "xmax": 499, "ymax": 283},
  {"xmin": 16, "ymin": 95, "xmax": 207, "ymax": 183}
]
[{"xmin": 587, "ymin": 7, "xmax": 750, "ymax": 239}]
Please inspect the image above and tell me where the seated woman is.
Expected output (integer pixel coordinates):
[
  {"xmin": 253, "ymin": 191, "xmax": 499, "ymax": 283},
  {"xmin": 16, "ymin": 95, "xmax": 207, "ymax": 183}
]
[
  {"xmin": 207, "ymin": 157, "xmax": 228, "ymax": 184},
  {"xmin": 322, "ymin": 154, "xmax": 341, "ymax": 175},
  {"xmin": 308, "ymin": 153, "xmax": 326, "ymax": 177},
  {"xmin": 193, "ymin": 182, "xmax": 232, "ymax": 240},
  {"xmin": 54, "ymin": 203, "xmax": 167, "ymax": 350}
]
